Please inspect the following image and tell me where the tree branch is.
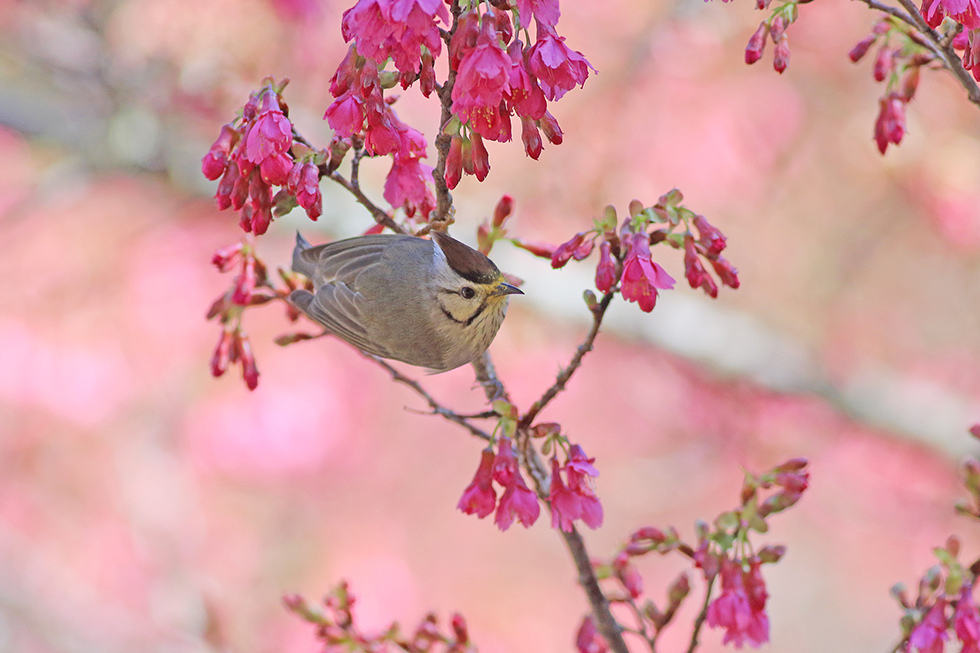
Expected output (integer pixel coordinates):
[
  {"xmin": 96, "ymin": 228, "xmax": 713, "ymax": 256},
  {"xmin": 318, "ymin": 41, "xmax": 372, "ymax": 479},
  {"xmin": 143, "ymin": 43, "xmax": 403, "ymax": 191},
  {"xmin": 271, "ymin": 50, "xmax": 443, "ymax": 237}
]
[
  {"xmin": 685, "ymin": 576, "xmax": 716, "ymax": 653},
  {"xmin": 856, "ymin": 0, "xmax": 980, "ymax": 106},
  {"xmin": 519, "ymin": 291, "xmax": 615, "ymax": 430},
  {"xmin": 368, "ymin": 356, "xmax": 493, "ymax": 440}
]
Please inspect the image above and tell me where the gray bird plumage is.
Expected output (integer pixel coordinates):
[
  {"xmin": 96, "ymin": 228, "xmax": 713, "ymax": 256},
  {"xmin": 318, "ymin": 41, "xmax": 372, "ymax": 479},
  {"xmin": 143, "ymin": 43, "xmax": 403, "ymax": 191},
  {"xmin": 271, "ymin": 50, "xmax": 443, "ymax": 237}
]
[{"xmin": 289, "ymin": 231, "xmax": 522, "ymax": 372}]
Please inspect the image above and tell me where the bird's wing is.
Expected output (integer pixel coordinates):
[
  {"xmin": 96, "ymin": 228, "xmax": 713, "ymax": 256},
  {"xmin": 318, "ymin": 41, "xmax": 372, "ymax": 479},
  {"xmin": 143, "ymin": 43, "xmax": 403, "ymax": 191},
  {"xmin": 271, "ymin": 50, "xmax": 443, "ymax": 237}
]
[
  {"xmin": 290, "ymin": 284, "xmax": 392, "ymax": 359},
  {"xmin": 296, "ymin": 234, "xmax": 415, "ymax": 289}
]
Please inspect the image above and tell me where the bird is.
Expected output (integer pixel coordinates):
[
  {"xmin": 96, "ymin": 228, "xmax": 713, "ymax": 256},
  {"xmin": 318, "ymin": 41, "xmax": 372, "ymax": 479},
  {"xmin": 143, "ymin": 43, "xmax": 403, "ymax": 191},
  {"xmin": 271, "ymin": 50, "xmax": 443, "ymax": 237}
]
[{"xmin": 289, "ymin": 230, "xmax": 523, "ymax": 372}]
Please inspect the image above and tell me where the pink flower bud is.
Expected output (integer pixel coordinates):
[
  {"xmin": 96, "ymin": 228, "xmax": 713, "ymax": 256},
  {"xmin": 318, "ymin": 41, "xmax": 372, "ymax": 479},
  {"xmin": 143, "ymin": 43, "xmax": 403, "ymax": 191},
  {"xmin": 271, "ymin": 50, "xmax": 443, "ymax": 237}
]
[
  {"xmin": 235, "ymin": 334, "xmax": 259, "ymax": 391},
  {"xmin": 849, "ymin": 34, "xmax": 877, "ymax": 62},
  {"xmin": 773, "ymin": 37, "xmax": 790, "ymax": 73},
  {"xmin": 493, "ymin": 194, "xmax": 514, "ymax": 227},
  {"xmin": 211, "ymin": 243, "xmax": 244, "ymax": 272},
  {"xmin": 552, "ymin": 232, "xmax": 587, "ymax": 268},
  {"xmin": 873, "ymin": 45, "xmax": 893, "ymax": 82},
  {"xmin": 520, "ymin": 116, "xmax": 543, "ymax": 159},
  {"xmin": 709, "ymin": 256, "xmax": 740, "ymax": 289},
  {"xmin": 513, "ymin": 239, "xmax": 556, "ymax": 259},
  {"xmin": 445, "ymin": 135, "xmax": 463, "ymax": 189},
  {"xmin": 215, "ymin": 163, "xmax": 240, "ymax": 211},
  {"xmin": 745, "ymin": 22, "xmax": 769, "ymax": 65},
  {"xmin": 210, "ymin": 329, "xmax": 234, "ymax": 377},
  {"xmin": 471, "ymin": 133, "xmax": 490, "ymax": 181},
  {"xmin": 595, "ymin": 241, "xmax": 617, "ymax": 292},
  {"xmin": 232, "ymin": 255, "xmax": 257, "ymax": 305},
  {"xmin": 539, "ymin": 111, "xmax": 563, "ymax": 145},
  {"xmin": 202, "ymin": 124, "xmax": 240, "ymax": 180}
]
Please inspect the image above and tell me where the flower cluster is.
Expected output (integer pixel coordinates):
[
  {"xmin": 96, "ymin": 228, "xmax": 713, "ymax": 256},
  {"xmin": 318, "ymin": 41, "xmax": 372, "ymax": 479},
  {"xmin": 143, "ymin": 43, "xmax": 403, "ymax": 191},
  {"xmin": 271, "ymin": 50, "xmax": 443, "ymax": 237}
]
[
  {"xmin": 325, "ymin": 45, "xmax": 436, "ymax": 218},
  {"xmin": 744, "ymin": 10, "xmax": 794, "ymax": 73},
  {"xmin": 848, "ymin": 18, "xmax": 934, "ymax": 154},
  {"xmin": 284, "ymin": 582, "xmax": 478, "ymax": 652},
  {"xmin": 442, "ymin": 4, "xmax": 592, "ymax": 183},
  {"xmin": 894, "ymin": 537, "xmax": 980, "ymax": 653},
  {"xmin": 582, "ymin": 459, "xmax": 806, "ymax": 650},
  {"xmin": 533, "ymin": 193, "xmax": 738, "ymax": 313},
  {"xmin": 205, "ymin": 242, "xmax": 313, "ymax": 391},
  {"xmin": 457, "ymin": 439, "xmax": 541, "ymax": 531},
  {"xmin": 202, "ymin": 80, "xmax": 325, "ymax": 233}
]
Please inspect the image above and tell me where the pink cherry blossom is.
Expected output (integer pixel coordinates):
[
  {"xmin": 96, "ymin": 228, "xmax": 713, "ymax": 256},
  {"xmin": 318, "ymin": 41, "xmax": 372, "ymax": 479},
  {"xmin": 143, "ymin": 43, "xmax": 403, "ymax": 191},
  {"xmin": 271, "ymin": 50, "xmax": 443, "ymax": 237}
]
[
  {"xmin": 515, "ymin": 0, "xmax": 560, "ymax": 27},
  {"xmin": 494, "ymin": 472, "xmax": 540, "ymax": 530},
  {"xmin": 706, "ymin": 557, "xmax": 770, "ymax": 648},
  {"xmin": 243, "ymin": 89, "xmax": 292, "ymax": 167},
  {"xmin": 287, "ymin": 161, "xmax": 322, "ymax": 220},
  {"xmin": 910, "ymin": 601, "xmax": 950, "ymax": 653},
  {"xmin": 383, "ymin": 155, "xmax": 435, "ymax": 219},
  {"xmin": 452, "ymin": 19, "xmax": 512, "ymax": 137},
  {"xmin": 457, "ymin": 448, "xmax": 497, "ymax": 518},
  {"xmin": 526, "ymin": 25, "xmax": 594, "ymax": 101},
  {"xmin": 202, "ymin": 124, "xmax": 240, "ymax": 180},
  {"xmin": 621, "ymin": 232, "xmax": 675, "ymax": 312},
  {"xmin": 955, "ymin": 588, "xmax": 980, "ymax": 653}
]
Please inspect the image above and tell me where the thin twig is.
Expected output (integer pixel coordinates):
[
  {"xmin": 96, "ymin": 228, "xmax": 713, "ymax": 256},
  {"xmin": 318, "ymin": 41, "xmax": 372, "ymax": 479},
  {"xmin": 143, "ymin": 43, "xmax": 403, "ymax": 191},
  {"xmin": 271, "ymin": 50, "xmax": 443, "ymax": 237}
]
[
  {"xmin": 432, "ymin": 2, "xmax": 462, "ymax": 223},
  {"xmin": 685, "ymin": 576, "xmax": 716, "ymax": 653},
  {"xmin": 519, "ymin": 291, "xmax": 615, "ymax": 430},
  {"xmin": 327, "ymin": 170, "xmax": 406, "ymax": 234},
  {"xmin": 368, "ymin": 356, "xmax": 493, "ymax": 441}
]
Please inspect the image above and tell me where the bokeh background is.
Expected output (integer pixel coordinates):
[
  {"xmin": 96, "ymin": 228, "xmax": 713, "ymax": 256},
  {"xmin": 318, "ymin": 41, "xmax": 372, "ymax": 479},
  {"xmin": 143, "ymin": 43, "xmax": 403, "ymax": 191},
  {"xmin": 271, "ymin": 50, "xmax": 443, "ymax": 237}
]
[{"xmin": 3, "ymin": 1, "xmax": 980, "ymax": 652}]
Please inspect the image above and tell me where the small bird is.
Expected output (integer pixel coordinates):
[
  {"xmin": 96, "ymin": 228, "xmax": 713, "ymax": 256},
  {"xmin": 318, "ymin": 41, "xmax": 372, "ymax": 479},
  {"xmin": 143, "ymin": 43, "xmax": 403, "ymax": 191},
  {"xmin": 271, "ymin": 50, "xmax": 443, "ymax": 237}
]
[{"xmin": 289, "ymin": 230, "xmax": 523, "ymax": 372}]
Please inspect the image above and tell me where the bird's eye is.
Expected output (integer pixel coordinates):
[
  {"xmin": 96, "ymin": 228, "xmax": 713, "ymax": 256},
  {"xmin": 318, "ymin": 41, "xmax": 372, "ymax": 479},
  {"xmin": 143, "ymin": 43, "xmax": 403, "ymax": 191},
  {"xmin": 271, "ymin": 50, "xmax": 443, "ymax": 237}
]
[{"xmin": 460, "ymin": 286, "xmax": 476, "ymax": 299}]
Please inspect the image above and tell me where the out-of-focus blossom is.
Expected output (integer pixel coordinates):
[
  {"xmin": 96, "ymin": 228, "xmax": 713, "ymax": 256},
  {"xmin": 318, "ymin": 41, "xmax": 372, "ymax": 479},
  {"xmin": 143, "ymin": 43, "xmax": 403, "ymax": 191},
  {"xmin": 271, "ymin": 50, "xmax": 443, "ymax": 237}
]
[
  {"xmin": 874, "ymin": 92, "xmax": 907, "ymax": 154},
  {"xmin": 910, "ymin": 601, "xmax": 949, "ymax": 653},
  {"xmin": 706, "ymin": 557, "xmax": 770, "ymax": 648},
  {"xmin": 745, "ymin": 22, "xmax": 769, "ymax": 65},
  {"xmin": 576, "ymin": 616, "xmax": 609, "ymax": 653},
  {"xmin": 955, "ymin": 587, "xmax": 980, "ymax": 653}
]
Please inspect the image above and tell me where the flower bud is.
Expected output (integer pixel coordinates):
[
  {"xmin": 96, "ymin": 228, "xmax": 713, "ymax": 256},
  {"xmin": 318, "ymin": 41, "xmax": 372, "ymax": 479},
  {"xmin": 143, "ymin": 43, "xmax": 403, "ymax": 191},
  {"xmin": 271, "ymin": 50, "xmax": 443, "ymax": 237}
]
[
  {"xmin": 493, "ymin": 194, "xmax": 514, "ymax": 227},
  {"xmin": 552, "ymin": 232, "xmax": 587, "ymax": 268},
  {"xmin": 210, "ymin": 329, "xmax": 234, "ymax": 377},
  {"xmin": 595, "ymin": 241, "xmax": 617, "ymax": 292},
  {"xmin": 745, "ymin": 22, "xmax": 769, "ymax": 65},
  {"xmin": 773, "ymin": 37, "xmax": 790, "ymax": 73},
  {"xmin": 520, "ymin": 116, "xmax": 543, "ymax": 160},
  {"xmin": 539, "ymin": 111, "xmax": 563, "ymax": 145},
  {"xmin": 512, "ymin": 239, "xmax": 556, "ymax": 259},
  {"xmin": 873, "ymin": 45, "xmax": 893, "ymax": 82},
  {"xmin": 849, "ymin": 34, "xmax": 877, "ymax": 62},
  {"xmin": 236, "ymin": 333, "xmax": 260, "ymax": 390},
  {"xmin": 471, "ymin": 133, "xmax": 490, "ymax": 181}
]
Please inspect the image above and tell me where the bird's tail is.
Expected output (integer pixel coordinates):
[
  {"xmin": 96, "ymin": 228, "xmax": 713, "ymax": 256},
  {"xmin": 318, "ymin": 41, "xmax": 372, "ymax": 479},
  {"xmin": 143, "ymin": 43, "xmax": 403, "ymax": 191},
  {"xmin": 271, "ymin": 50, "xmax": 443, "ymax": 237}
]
[{"xmin": 292, "ymin": 231, "xmax": 316, "ymax": 279}]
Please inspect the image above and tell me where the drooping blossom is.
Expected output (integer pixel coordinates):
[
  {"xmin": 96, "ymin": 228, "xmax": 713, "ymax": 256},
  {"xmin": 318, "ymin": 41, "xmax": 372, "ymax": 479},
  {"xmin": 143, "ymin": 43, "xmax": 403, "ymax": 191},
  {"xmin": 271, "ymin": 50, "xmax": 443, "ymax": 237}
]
[
  {"xmin": 242, "ymin": 89, "xmax": 293, "ymax": 186},
  {"xmin": 515, "ymin": 0, "xmax": 560, "ymax": 27},
  {"xmin": 235, "ymin": 333, "xmax": 260, "ymax": 391},
  {"xmin": 955, "ymin": 587, "xmax": 980, "ymax": 653},
  {"xmin": 452, "ymin": 19, "xmax": 512, "ymax": 139},
  {"xmin": 620, "ymin": 232, "xmax": 675, "ymax": 312},
  {"xmin": 910, "ymin": 601, "xmax": 950, "ymax": 653},
  {"xmin": 921, "ymin": 0, "xmax": 980, "ymax": 29},
  {"xmin": 457, "ymin": 448, "xmax": 497, "ymax": 518},
  {"xmin": 526, "ymin": 25, "xmax": 595, "ymax": 101},
  {"xmin": 210, "ymin": 329, "xmax": 234, "ymax": 377},
  {"xmin": 548, "ymin": 446, "xmax": 603, "ymax": 532},
  {"xmin": 612, "ymin": 551, "xmax": 644, "ymax": 599},
  {"xmin": 341, "ymin": 0, "xmax": 448, "ymax": 76},
  {"xmin": 706, "ymin": 557, "xmax": 770, "ymax": 648},
  {"xmin": 495, "ymin": 472, "xmax": 540, "ymax": 530},
  {"xmin": 506, "ymin": 40, "xmax": 548, "ymax": 120},
  {"xmin": 383, "ymin": 155, "xmax": 435, "ymax": 219},
  {"xmin": 492, "ymin": 437, "xmax": 518, "ymax": 486},
  {"xmin": 684, "ymin": 235, "xmax": 718, "ymax": 298}
]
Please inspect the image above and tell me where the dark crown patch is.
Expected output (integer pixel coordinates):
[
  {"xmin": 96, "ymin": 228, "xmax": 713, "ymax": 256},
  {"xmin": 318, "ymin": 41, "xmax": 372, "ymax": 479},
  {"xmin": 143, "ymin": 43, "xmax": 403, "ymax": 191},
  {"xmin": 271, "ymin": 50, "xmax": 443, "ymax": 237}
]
[{"xmin": 431, "ymin": 230, "xmax": 500, "ymax": 285}]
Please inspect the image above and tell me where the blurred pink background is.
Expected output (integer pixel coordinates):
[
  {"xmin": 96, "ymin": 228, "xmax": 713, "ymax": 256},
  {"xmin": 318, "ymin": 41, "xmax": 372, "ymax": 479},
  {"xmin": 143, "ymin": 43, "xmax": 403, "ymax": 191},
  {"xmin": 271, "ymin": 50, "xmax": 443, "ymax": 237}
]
[{"xmin": 3, "ymin": 1, "xmax": 980, "ymax": 652}]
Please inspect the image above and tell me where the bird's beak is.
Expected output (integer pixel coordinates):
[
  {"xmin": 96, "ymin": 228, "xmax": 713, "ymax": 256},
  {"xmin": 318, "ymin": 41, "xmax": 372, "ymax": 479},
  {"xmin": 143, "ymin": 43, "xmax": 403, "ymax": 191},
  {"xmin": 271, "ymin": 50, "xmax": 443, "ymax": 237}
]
[{"xmin": 492, "ymin": 282, "xmax": 524, "ymax": 297}]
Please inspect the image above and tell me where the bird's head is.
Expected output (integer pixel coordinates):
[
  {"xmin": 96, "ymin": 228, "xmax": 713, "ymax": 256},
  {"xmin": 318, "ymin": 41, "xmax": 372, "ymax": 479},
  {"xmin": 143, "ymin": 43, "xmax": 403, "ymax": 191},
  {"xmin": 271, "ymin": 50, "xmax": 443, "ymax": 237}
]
[{"xmin": 430, "ymin": 230, "xmax": 523, "ymax": 326}]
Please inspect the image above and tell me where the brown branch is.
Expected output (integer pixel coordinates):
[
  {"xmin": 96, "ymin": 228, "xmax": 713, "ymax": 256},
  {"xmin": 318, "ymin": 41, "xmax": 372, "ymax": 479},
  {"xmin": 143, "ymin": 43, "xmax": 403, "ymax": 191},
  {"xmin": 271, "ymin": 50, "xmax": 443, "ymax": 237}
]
[
  {"xmin": 431, "ymin": 1, "xmax": 463, "ymax": 224},
  {"xmin": 685, "ymin": 576, "xmax": 716, "ymax": 653},
  {"xmin": 562, "ymin": 528, "xmax": 632, "ymax": 653},
  {"xmin": 519, "ymin": 291, "xmax": 615, "ymax": 430},
  {"xmin": 327, "ymin": 169, "xmax": 406, "ymax": 234},
  {"xmin": 368, "ymin": 356, "xmax": 493, "ymax": 440}
]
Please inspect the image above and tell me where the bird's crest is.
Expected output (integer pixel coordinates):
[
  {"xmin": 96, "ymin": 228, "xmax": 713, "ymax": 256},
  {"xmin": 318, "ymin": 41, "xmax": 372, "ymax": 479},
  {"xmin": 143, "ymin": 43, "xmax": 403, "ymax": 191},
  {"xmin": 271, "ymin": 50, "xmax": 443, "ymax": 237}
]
[{"xmin": 431, "ymin": 230, "xmax": 500, "ymax": 285}]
